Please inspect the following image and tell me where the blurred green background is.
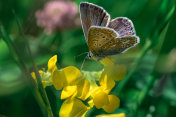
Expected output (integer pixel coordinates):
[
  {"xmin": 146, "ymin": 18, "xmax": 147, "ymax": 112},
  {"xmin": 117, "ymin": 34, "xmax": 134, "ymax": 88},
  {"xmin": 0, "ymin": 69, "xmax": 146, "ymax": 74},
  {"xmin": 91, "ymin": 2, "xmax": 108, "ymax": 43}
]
[{"xmin": 0, "ymin": 0, "xmax": 176, "ymax": 117}]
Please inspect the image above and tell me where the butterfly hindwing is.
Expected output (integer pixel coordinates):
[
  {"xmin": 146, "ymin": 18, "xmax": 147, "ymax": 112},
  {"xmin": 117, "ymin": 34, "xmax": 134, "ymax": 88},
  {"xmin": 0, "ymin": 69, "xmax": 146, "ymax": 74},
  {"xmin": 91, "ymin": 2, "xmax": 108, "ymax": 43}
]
[
  {"xmin": 100, "ymin": 36, "xmax": 140, "ymax": 56},
  {"xmin": 80, "ymin": 2, "xmax": 110, "ymax": 42},
  {"xmin": 108, "ymin": 17, "xmax": 136, "ymax": 37}
]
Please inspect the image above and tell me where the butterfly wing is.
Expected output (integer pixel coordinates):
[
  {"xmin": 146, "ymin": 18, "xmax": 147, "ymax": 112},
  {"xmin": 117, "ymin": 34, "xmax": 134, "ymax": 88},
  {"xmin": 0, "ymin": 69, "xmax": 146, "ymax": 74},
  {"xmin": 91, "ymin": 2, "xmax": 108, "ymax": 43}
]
[
  {"xmin": 88, "ymin": 26, "xmax": 118, "ymax": 57},
  {"xmin": 100, "ymin": 36, "xmax": 140, "ymax": 56},
  {"xmin": 80, "ymin": 2, "xmax": 110, "ymax": 43},
  {"xmin": 108, "ymin": 17, "xmax": 136, "ymax": 37},
  {"xmin": 88, "ymin": 26, "xmax": 139, "ymax": 57}
]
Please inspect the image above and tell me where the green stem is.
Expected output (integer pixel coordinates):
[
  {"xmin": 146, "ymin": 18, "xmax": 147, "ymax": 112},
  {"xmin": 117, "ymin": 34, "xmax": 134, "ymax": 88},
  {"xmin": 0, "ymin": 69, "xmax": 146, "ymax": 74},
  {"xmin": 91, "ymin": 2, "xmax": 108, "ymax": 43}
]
[
  {"xmin": 0, "ymin": 24, "xmax": 47, "ymax": 116},
  {"xmin": 10, "ymin": 8, "xmax": 54, "ymax": 117}
]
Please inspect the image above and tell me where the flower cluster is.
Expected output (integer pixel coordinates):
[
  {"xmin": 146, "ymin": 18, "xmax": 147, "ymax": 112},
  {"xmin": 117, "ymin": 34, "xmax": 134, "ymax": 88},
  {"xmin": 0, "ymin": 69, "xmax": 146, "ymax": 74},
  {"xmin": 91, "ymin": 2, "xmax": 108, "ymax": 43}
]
[
  {"xmin": 35, "ymin": 0, "xmax": 81, "ymax": 35},
  {"xmin": 31, "ymin": 55, "xmax": 126, "ymax": 117}
]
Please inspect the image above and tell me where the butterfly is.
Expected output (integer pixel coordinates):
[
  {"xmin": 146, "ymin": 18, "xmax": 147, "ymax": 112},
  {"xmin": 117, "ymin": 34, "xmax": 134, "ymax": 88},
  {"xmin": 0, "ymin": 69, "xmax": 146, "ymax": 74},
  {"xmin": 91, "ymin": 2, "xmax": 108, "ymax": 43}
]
[{"xmin": 79, "ymin": 2, "xmax": 140, "ymax": 59}]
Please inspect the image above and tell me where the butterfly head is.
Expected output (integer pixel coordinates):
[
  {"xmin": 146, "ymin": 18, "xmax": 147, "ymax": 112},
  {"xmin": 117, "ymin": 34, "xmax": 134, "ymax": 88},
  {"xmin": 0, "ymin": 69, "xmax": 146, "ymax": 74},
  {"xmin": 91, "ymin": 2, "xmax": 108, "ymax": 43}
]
[{"xmin": 86, "ymin": 52, "xmax": 94, "ymax": 59}]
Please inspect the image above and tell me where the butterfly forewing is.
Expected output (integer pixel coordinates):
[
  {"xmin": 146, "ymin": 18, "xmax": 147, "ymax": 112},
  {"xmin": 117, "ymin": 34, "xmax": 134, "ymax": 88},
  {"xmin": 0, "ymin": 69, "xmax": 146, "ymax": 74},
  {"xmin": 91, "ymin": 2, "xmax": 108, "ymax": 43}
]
[
  {"xmin": 88, "ymin": 26, "xmax": 118, "ymax": 56},
  {"xmin": 80, "ymin": 2, "xmax": 110, "ymax": 42},
  {"xmin": 108, "ymin": 17, "xmax": 136, "ymax": 37}
]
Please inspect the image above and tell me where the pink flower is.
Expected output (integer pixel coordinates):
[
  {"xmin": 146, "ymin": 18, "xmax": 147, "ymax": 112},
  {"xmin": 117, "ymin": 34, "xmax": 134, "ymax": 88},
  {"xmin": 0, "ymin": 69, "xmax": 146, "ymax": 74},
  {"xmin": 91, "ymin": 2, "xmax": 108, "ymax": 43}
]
[{"xmin": 35, "ymin": 0, "xmax": 80, "ymax": 34}]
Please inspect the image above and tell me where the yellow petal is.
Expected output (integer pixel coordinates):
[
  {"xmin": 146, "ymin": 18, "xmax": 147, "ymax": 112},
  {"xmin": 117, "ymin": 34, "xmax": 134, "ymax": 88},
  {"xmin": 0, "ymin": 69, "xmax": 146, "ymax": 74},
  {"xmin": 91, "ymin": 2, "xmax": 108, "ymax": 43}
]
[
  {"xmin": 102, "ymin": 95, "xmax": 120, "ymax": 113},
  {"xmin": 62, "ymin": 66, "xmax": 83, "ymax": 85},
  {"xmin": 38, "ymin": 70, "xmax": 43, "ymax": 74},
  {"xmin": 96, "ymin": 113, "xmax": 126, "ymax": 117},
  {"xmin": 93, "ymin": 89, "xmax": 109, "ymax": 109},
  {"xmin": 52, "ymin": 70, "xmax": 64, "ymax": 90},
  {"xmin": 31, "ymin": 70, "xmax": 43, "ymax": 80},
  {"xmin": 105, "ymin": 64, "xmax": 126, "ymax": 81},
  {"xmin": 59, "ymin": 98, "xmax": 88, "ymax": 117},
  {"xmin": 31, "ymin": 72, "xmax": 36, "ymax": 80},
  {"xmin": 61, "ymin": 86, "xmax": 77, "ymax": 99},
  {"xmin": 77, "ymin": 79, "xmax": 90, "ymax": 100},
  {"xmin": 88, "ymin": 99, "xmax": 94, "ymax": 108},
  {"xmin": 100, "ymin": 58, "xmax": 115, "ymax": 66},
  {"xmin": 99, "ymin": 74, "xmax": 115, "ymax": 94},
  {"xmin": 48, "ymin": 55, "xmax": 57, "ymax": 72},
  {"xmin": 112, "ymin": 65, "xmax": 126, "ymax": 81}
]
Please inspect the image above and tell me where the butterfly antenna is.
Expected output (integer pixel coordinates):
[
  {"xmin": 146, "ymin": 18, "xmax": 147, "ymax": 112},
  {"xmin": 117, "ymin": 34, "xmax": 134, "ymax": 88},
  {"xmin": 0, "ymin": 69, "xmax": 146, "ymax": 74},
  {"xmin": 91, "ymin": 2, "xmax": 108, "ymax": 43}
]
[
  {"xmin": 80, "ymin": 56, "xmax": 87, "ymax": 71},
  {"xmin": 74, "ymin": 52, "xmax": 89, "ymax": 58}
]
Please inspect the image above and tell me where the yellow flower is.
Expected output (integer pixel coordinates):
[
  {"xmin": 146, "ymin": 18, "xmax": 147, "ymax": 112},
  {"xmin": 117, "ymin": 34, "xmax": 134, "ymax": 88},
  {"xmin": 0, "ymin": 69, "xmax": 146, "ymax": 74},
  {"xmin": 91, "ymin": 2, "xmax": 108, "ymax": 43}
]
[
  {"xmin": 57, "ymin": 63, "xmax": 121, "ymax": 114},
  {"xmin": 102, "ymin": 95, "xmax": 120, "ymax": 113},
  {"xmin": 96, "ymin": 113, "xmax": 126, "ymax": 117},
  {"xmin": 52, "ymin": 70, "xmax": 64, "ymax": 90},
  {"xmin": 62, "ymin": 66, "xmax": 84, "ymax": 85},
  {"xmin": 87, "ymin": 76, "xmax": 120, "ymax": 113},
  {"xmin": 91, "ymin": 87, "xmax": 109, "ymax": 109},
  {"xmin": 61, "ymin": 85, "xmax": 77, "ymax": 99},
  {"xmin": 55, "ymin": 66, "xmax": 91, "ymax": 101},
  {"xmin": 99, "ymin": 74, "xmax": 115, "ymax": 94},
  {"xmin": 31, "ymin": 70, "xmax": 53, "ymax": 88},
  {"xmin": 31, "ymin": 55, "xmax": 90, "ymax": 100},
  {"xmin": 89, "ymin": 88, "xmax": 120, "ymax": 113},
  {"xmin": 59, "ymin": 98, "xmax": 88, "ymax": 117},
  {"xmin": 48, "ymin": 55, "xmax": 57, "ymax": 72},
  {"xmin": 60, "ymin": 75, "xmax": 90, "ymax": 101},
  {"xmin": 31, "ymin": 55, "xmax": 59, "ymax": 88},
  {"xmin": 82, "ymin": 58, "xmax": 125, "ymax": 113},
  {"xmin": 100, "ymin": 58, "xmax": 126, "ymax": 82},
  {"xmin": 32, "ymin": 55, "xmax": 126, "ymax": 116},
  {"xmin": 76, "ymin": 78, "xmax": 90, "ymax": 100},
  {"xmin": 52, "ymin": 65, "xmax": 85, "ymax": 91}
]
